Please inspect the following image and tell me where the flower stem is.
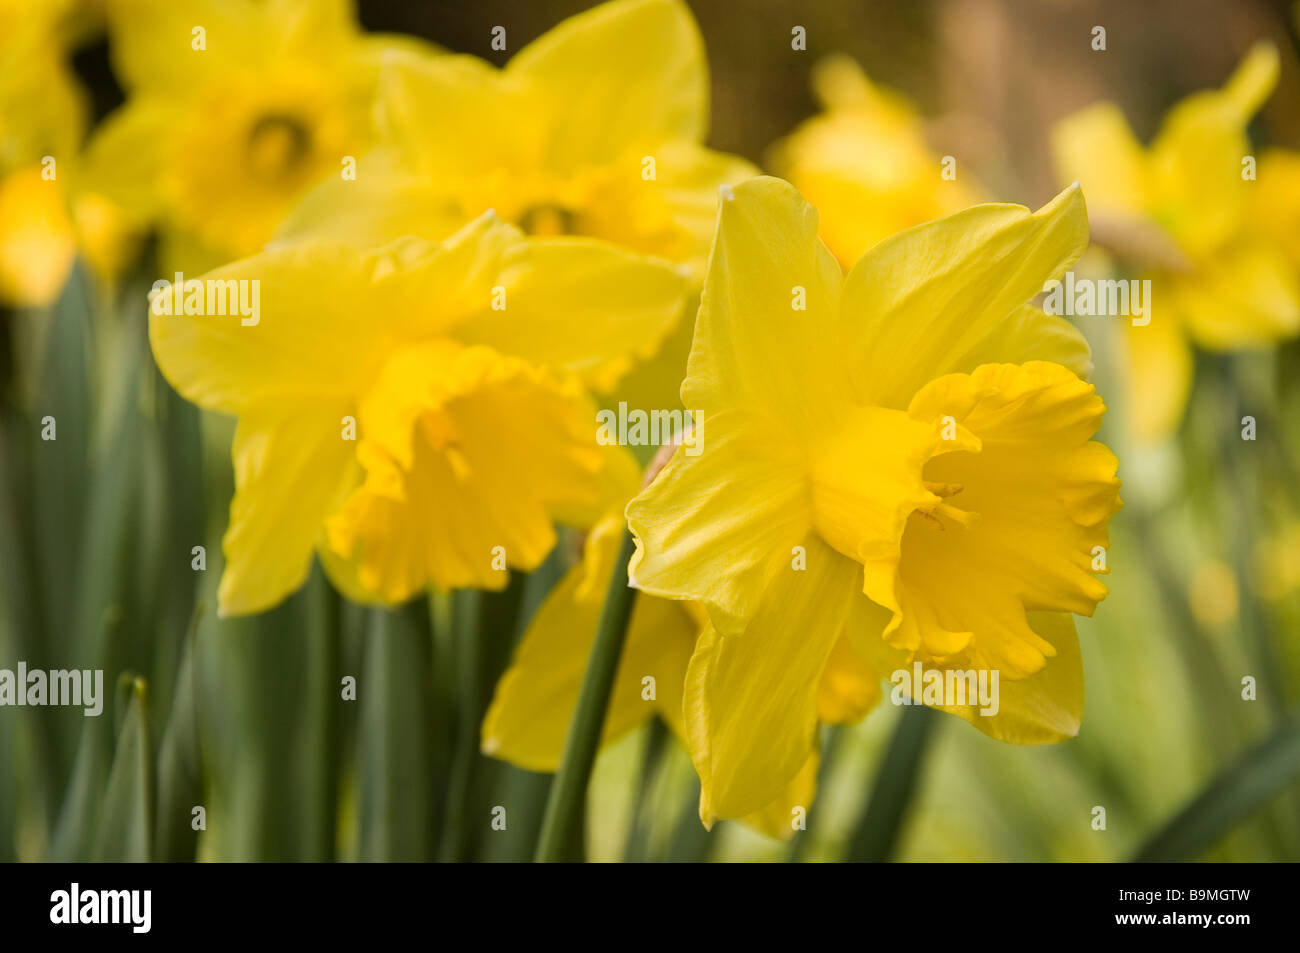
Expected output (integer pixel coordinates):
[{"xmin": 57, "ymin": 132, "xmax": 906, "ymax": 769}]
[{"xmin": 534, "ymin": 528, "xmax": 639, "ymax": 862}]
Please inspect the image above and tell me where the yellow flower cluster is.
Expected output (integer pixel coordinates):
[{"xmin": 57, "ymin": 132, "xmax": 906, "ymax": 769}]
[{"xmin": 22, "ymin": 0, "xmax": 1300, "ymax": 840}]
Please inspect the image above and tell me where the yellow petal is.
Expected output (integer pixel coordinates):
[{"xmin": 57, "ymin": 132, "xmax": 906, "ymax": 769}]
[
  {"xmin": 274, "ymin": 148, "xmax": 465, "ymax": 247},
  {"xmin": 1051, "ymin": 102, "xmax": 1150, "ymax": 217},
  {"xmin": 1148, "ymin": 43, "xmax": 1278, "ymax": 256},
  {"xmin": 218, "ymin": 405, "xmax": 358, "ymax": 616},
  {"xmin": 1254, "ymin": 148, "xmax": 1300, "ymax": 267},
  {"xmin": 817, "ymin": 633, "xmax": 882, "ymax": 724},
  {"xmin": 1171, "ymin": 238, "xmax": 1300, "ymax": 350},
  {"xmin": 81, "ymin": 99, "xmax": 173, "ymax": 223},
  {"xmin": 105, "ymin": 0, "xmax": 355, "ymax": 94},
  {"xmin": 1122, "ymin": 294, "xmax": 1194, "ymax": 443},
  {"xmin": 685, "ymin": 538, "xmax": 859, "ymax": 824},
  {"xmin": 841, "ymin": 184, "xmax": 1090, "ymax": 409},
  {"xmin": 740, "ymin": 752, "xmax": 820, "ymax": 841},
  {"xmin": 481, "ymin": 515, "xmax": 698, "ymax": 771},
  {"xmin": 508, "ymin": 0, "xmax": 708, "ymax": 169},
  {"xmin": 452, "ymin": 236, "xmax": 688, "ymax": 391},
  {"xmin": 149, "ymin": 238, "xmax": 430, "ymax": 416},
  {"xmin": 681, "ymin": 176, "xmax": 847, "ymax": 431},
  {"xmin": 325, "ymin": 342, "xmax": 602, "ymax": 601},
  {"xmin": 377, "ymin": 49, "xmax": 546, "ymax": 188},
  {"xmin": 626, "ymin": 408, "xmax": 813, "ymax": 633}
]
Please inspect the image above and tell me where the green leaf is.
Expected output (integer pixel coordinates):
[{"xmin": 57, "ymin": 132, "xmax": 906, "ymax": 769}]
[
  {"xmin": 358, "ymin": 599, "xmax": 437, "ymax": 861},
  {"xmin": 92, "ymin": 677, "xmax": 153, "ymax": 862},
  {"xmin": 153, "ymin": 604, "xmax": 204, "ymax": 862},
  {"xmin": 846, "ymin": 704, "xmax": 939, "ymax": 862},
  {"xmin": 1134, "ymin": 717, "xmax": 1300, "ymax": 862}
]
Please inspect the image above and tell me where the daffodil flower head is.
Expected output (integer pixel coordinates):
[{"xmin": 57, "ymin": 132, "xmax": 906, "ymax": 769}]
[
  {"xmin": 1053, "ymin": 42, "xmax": 1300, "ymax": 442},
  {"xmin": 768, "ymin": 54, "xmax": 981, "ymax": 268},
  {"xmin": 626, "ymin": 177, "xmax": 1122, "ymax": 824},
  {"xmin": 278, "ymin": 0, "xmax": 755, "ymax": 282},
  {"xmin": 85, "ymin": 0, "xmax": 424, "ymax": 269},
  {"xmin": 150, "ymin": 211, "xmax": 687, "ymax": 615}
]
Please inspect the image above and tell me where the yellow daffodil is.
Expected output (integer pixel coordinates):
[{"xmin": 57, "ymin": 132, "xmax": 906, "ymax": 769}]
[
  {"xmin": 768, "ymin": 55, "xmax": 980, "ymax": 268},
  {"xmin": 481, "ymin": 445, "xmax": 876, "ymax": 838},
  {"xmin": 625, "ymin": 177, "xmax": 1121, "ymax": 825},
  {"xmin": 84, "ymin": 0, "xmax": 430, "ymax": 272},
  {"xmin": 150, "ymin": 212, "xmax": 686, "ymax": 615},
  {"xmin": 279, "ymin": 0, "xmax": 755, "ymax": 283},
  {"xmin": 1053, "ymin": 43, "xmax": 1300, "ymax": 442},
  {"xmin": 0, "ymin": 0, "xmax": 85, "ymax": 305}
]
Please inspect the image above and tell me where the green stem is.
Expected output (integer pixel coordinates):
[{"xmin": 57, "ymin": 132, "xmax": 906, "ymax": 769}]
[
  {"xmin": 534, "ymin": 529, "xmax": 639, "ymax": 862},
  {"xmin": 846, "ymin": 704, "xmax": 938, "ymax": 862}
]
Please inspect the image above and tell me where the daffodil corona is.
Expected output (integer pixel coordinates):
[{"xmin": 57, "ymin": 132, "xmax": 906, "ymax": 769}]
[{"xmin": 626, "ymin": 177, "xmax": 1122, "ymax": 826}]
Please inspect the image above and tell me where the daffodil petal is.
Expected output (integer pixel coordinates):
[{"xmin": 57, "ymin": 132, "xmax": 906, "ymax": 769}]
[
  {"xmin": 507, "ymin": 0, "xmax": 708, "ymax": 168},
  {"xmin": 274, "ymin": 148, "xmax": 465, "ymax": 247},
  {"xmin": 218, "ymin": 405, "xmax": 358, "ymax": 616},
  {"xmin": 81, "ymin": 99, "xmax": 173, "ymax": 224},
  {"xmin": 1051, "ymin": 102, "xmax": 1149, "ymax": 216},
  {"xmin": 1172, "ymin": 239, "xmax": 1300, "ymax": 350},
  {"xmin": 482, "ymin": 517, "xmax": 698, "ymax": 772},
  {"xmin": 627, "ymin": 408, "xmax": 813, "ymax": 633},
  {"xmin": 1122, "ymin": 299, "xmax": 1194, "ymax": 444},
  {"xmin": 1149, "ymin": 43, "xmax": 1278, "ymax": 256},
  {"xmin": 105, "ymin": 0, "xmax": 355, "ymax": 94},
  {"xmin": 377, "ymin": 49, "xmax": 545, "ymax": 186},
  {"xmin": 149, "ymin": 239, "xmax": 425, "ymax": 416},
  {"xmin": 452, "ymin": 236, "xmax": 688, "ymax": 391},
  {"xmin": 685, "ymin": 538, "xmax": 858, "ymax": 824},
  {"xmin": 841, "ymin": 185, "xmax": 1090, "ymax": 409},
  {"xmin": 817, "ymin": 632, "xmax": 882, "ymax": 724},
  {"xmin": 740, "ymin": 752, "xmax": 820, "ymax": 841},
  {"xmin": 682, "ymin": 175, "xmax": 847, "ymax": 430}
]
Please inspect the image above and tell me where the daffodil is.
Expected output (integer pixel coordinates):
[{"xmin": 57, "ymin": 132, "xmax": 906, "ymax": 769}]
[
  {"xmin": 279, "ymin": 0, "xmax": 755, "ymax": 283},
  {"xmin": 0, "ymin": 0, "xmax": 85, "ymax": 305},
  {"xmin": 481, "ymin": 445, "xmax": 877, "ymax": 838},
  {"xmin": 625, "ymin": 177, "xmax": 1121, "ymax": 825},
  {"xmin": 84, "ymin": 0, "xmax": 430, "ymax": 273},
  {"xmin": 150, "ymin": 212, "xmax": 686, "ymax": 615},
  {"xmin": 1053, "ymin": 43, "xmax": 1300, "ymax": 442},
  {"xmin": 768, "ymin": 55, "xmax": 980, "ymax": 268}
]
